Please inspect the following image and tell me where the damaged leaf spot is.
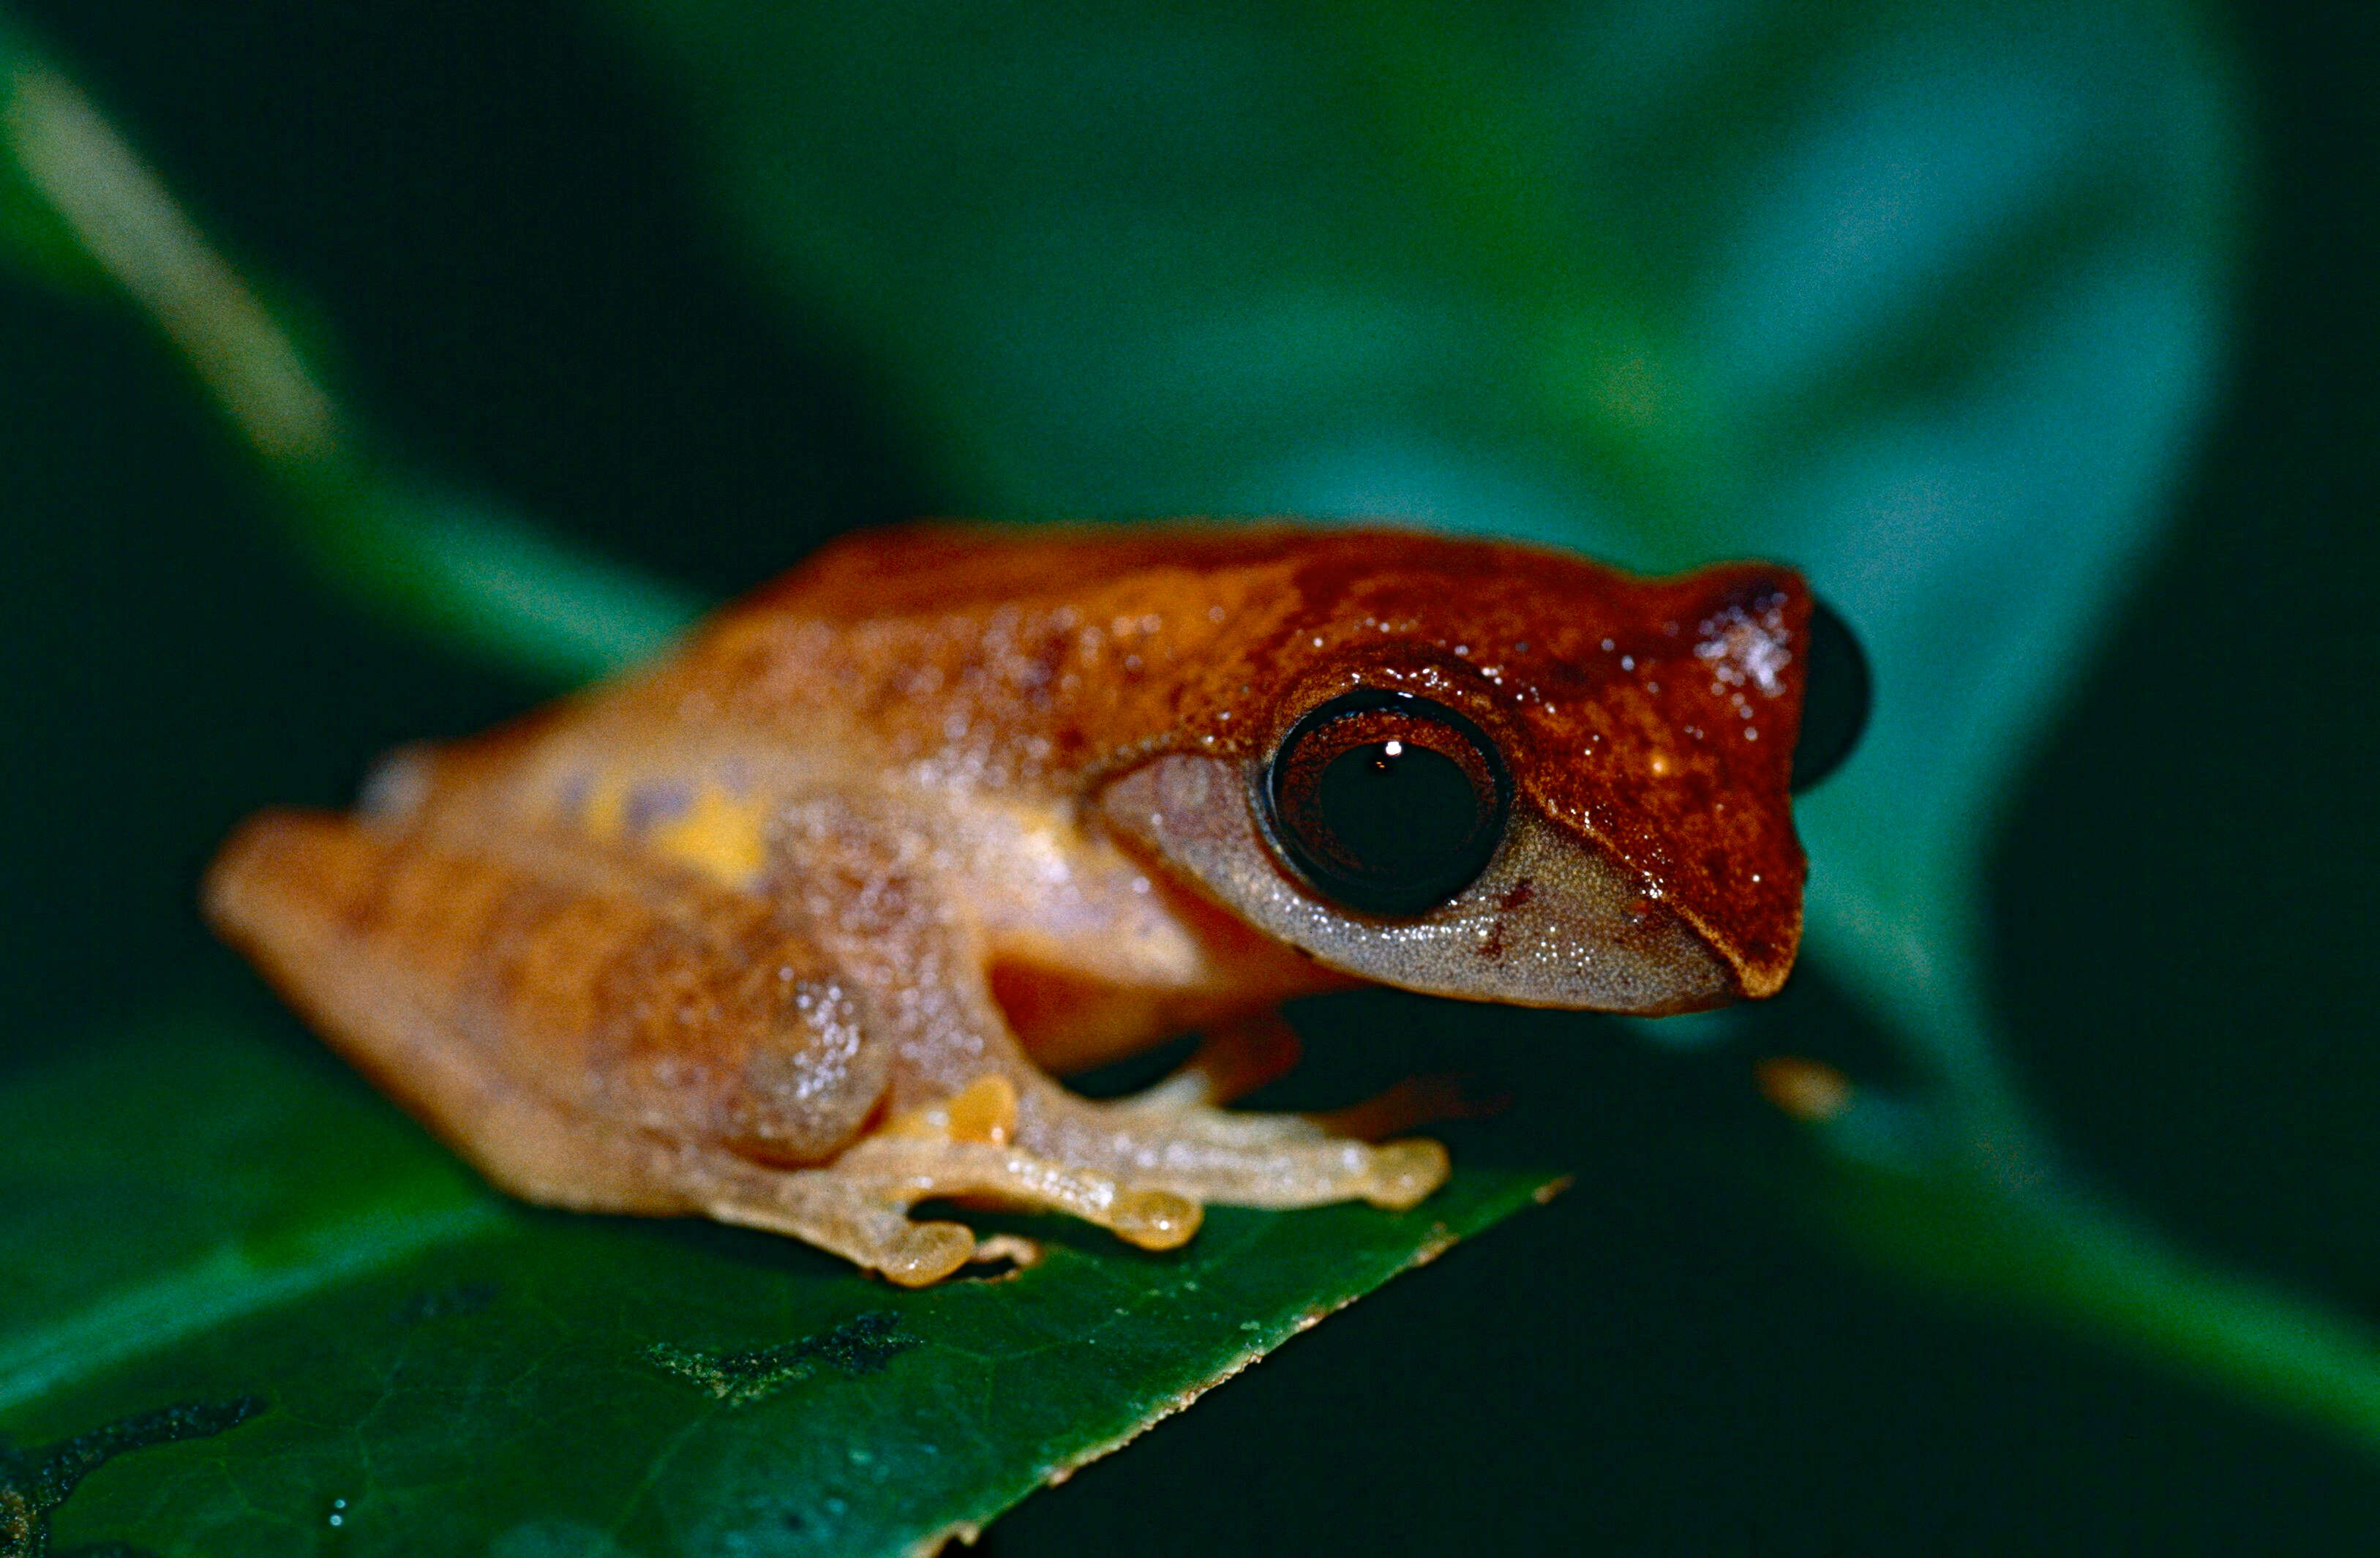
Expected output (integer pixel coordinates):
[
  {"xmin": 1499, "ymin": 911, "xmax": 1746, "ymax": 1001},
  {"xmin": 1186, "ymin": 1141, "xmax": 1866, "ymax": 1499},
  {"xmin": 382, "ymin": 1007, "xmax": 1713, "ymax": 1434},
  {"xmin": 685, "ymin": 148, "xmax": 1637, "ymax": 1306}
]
[
  {"xmin": 644, "ymin": 1311, "xmax": 920, "ymax": 1407},
  {"xmin": 0, "ymin": 1396, "xmax": 266, "ymax": 1558}
]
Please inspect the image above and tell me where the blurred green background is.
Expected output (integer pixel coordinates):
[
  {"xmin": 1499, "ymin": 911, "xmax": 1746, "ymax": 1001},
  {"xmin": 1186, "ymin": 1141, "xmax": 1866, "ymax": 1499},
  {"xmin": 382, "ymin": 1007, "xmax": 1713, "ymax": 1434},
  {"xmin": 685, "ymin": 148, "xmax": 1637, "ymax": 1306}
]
[{"xmin": 1, "ymin": 0, "xmax": 2375, "ymax": 1551}]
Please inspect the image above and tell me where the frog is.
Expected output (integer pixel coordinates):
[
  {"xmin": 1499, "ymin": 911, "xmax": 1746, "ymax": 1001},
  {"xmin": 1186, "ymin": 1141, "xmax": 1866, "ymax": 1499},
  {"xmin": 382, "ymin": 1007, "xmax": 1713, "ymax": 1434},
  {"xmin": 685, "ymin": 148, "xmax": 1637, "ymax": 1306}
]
[{"xmin": 206, "ymin": 523, "xmax": 1838, "ymax": 1286}]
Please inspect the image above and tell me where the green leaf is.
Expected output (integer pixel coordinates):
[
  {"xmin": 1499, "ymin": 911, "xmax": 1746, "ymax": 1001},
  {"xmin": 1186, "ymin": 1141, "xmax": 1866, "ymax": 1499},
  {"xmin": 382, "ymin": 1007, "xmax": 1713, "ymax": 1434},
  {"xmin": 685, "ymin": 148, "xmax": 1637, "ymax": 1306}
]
[{"xmin": 4, "ymin": 1014, "xmax": 1555, "ymax": 1557}]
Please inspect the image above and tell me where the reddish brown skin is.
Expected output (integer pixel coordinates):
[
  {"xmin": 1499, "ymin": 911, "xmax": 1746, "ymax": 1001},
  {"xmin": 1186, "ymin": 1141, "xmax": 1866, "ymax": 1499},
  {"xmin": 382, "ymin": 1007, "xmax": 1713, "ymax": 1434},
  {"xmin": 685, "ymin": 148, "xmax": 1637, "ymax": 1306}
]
[{"xmin": 642, "ymin": 523, "xmax": 1811, "ymax": 993}]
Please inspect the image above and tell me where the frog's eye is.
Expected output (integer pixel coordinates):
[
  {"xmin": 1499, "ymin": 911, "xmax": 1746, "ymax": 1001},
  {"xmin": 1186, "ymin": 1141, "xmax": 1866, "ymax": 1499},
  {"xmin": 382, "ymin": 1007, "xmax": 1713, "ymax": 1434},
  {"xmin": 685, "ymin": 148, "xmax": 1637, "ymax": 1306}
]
[
  {"xmin": 1262, "ymin": 690, "xmax": 1512, "ymax": 917},
  {"xmin": 1790, "ymin": 597, "xmax": 1872, "ymax": 794}
]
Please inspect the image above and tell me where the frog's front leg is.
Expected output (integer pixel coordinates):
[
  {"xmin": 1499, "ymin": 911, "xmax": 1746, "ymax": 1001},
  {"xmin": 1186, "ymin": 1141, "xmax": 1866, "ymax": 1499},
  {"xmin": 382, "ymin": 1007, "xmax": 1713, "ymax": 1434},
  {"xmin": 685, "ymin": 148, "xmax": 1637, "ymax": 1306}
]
[
  {"xmin": 781, "ymin": 805, "xmax": 1452, "ymax": 1218},
  {"xmin": 1016, "ymin": 1014, "xmax": 1456, "ymax": 1205},
  {"xmin": 1017, "ymin": 1084, "xmax": 1452, "ymax": 1210}
]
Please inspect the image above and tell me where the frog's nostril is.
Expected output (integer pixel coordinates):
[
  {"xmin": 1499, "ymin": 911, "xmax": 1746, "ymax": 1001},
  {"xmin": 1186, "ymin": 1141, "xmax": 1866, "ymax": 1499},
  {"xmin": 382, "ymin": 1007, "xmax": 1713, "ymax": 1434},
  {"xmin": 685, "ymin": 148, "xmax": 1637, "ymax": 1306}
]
[{"xmin": 1790, "ymin": 598, "xmax": 1871, "ymax": 793}]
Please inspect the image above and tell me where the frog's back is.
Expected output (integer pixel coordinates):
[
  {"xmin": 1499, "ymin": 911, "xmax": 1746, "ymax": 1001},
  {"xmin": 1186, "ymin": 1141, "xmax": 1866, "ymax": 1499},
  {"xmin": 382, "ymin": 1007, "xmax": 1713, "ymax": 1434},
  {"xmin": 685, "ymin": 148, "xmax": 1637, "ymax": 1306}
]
[
  {"xmin": 669, "ymin": 523, "xmax": 1812, "ymax": 991},
  {"xmin": 745, "ymin": 522, "xmax": 1320, "ymax": 618}
]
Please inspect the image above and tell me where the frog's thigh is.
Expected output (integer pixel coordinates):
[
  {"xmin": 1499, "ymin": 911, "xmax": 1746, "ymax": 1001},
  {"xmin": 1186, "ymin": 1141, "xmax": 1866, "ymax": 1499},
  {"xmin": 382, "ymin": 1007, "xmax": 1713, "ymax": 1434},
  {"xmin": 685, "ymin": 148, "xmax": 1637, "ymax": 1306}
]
[{"xmin": 206, "ymin": 810, "xmax": 889, "ymax": 1216}]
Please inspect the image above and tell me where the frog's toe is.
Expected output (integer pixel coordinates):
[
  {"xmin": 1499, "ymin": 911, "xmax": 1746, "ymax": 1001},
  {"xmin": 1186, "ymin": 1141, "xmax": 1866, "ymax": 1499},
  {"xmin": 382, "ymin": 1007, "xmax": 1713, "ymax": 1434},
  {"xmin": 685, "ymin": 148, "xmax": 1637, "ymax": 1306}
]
[
  {"xmin": 875, "ymin": 1220, "xmax": 979, "ymax": 1287},
  {"xmin": 967, "ymin": 1232, "xmax": 1045, "ymax": 1270},
  {"xmin": 1361, "ymin": 1139, "xmax": 1452, "ymax": 1210},
  {"xmin": 1110, "ymin": 1187, "xmax": 1201, "ymax": 1250}
]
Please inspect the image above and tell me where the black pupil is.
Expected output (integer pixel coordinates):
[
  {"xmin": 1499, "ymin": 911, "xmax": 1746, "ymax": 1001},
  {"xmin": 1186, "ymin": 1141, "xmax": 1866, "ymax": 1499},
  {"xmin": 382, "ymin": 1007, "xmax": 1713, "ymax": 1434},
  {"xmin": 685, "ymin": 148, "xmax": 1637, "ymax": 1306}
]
[
  {"xmin": 1315, "ymin": 741, "xmax": 1480, "ymax": 886},
  {"xmin": 1264, "ymin": 692, "xmax": 1509, "ymax": 916}
]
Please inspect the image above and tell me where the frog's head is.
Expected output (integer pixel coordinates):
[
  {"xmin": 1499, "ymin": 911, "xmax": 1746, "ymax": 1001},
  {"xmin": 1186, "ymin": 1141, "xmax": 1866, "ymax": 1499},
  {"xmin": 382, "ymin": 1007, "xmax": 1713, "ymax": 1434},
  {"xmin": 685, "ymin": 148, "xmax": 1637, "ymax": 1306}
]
[{"xmin": 1096, "ymin": 531, "xmax": 1866, "ymax": 1015}]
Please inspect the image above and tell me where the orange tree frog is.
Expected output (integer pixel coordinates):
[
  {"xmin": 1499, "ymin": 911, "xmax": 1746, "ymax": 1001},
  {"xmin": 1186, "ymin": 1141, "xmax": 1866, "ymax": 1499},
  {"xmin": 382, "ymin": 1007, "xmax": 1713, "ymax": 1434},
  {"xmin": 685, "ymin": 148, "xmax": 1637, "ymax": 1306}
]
[{"xmin": 207, "ymin": 525, "xmax": 1834, "ymax": 1285}]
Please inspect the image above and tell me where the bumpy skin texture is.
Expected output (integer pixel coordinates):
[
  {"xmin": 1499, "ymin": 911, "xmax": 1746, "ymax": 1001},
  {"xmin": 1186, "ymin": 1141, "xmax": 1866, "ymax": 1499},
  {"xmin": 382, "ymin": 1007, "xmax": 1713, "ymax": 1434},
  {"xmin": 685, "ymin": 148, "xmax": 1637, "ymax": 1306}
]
[{"xmin": 206, "ymin": 523, "xmax": 1814, "ymax": 1284}]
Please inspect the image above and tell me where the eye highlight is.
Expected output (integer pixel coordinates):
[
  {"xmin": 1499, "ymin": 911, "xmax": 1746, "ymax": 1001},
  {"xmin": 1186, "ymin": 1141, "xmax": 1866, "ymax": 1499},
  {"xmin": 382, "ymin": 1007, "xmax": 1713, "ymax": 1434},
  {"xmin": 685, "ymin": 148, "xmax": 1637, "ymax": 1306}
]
[{"xmin": 1262, "ymin": 689, "xmax": 1512, "ymax": 916}]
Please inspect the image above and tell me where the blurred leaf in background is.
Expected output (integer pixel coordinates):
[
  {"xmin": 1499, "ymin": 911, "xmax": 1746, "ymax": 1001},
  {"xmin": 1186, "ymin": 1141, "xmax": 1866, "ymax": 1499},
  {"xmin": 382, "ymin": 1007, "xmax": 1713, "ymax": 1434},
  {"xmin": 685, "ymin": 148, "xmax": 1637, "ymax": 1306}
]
[
  {"xmin": 601, "ymin": 0, "xmax": 2380, "ymax": 1436},
  {"xmin": 604, "ymin": 0, "xmax": 2240, "ymax": 1121}
]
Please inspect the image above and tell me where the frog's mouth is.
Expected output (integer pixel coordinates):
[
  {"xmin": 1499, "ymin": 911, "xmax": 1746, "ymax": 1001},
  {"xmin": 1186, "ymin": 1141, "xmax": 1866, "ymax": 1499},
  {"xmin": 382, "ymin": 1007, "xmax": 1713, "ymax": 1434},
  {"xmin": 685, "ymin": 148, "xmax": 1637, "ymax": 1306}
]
[{"xmin": 1097, "ymin": 754, "xmax": 1743, "ymax": 1016}]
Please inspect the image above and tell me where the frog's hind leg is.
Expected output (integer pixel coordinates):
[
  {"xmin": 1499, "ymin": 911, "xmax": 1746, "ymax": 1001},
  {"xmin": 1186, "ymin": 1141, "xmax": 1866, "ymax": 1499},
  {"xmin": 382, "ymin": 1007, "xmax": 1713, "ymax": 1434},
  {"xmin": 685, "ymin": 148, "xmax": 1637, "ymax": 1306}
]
[
  {"xmin": 774, "ymin": 800, "xmax": 1446, "ymax": 1229},
  {"xmin": 207, "ymin": 808, "xmax": 898, "ymax": 1223}
]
